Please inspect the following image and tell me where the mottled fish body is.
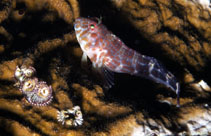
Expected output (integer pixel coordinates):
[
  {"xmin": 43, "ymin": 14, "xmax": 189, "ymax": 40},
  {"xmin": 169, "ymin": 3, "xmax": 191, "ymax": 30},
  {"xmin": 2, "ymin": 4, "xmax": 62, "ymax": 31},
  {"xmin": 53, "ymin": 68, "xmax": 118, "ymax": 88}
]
[{"xmin": 74, "ymin": 17, "xmax": 180, "ymax": 106}]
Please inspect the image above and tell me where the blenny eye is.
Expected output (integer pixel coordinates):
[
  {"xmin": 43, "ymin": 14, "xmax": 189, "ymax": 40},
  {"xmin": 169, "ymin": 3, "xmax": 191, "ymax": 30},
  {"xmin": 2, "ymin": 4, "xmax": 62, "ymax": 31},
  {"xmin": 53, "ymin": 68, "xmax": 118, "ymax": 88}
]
[{"xmin": 90, "ymin": 24, "xmax": 95, "ymax": 29}]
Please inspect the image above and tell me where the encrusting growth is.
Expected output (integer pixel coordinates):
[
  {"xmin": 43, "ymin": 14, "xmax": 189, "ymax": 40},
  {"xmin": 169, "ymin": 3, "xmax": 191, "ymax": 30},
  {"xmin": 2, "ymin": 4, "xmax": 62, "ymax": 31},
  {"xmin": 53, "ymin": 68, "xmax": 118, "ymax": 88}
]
[
  {"xmin": 57, "ymin": 106, "xmax": 83, "ymax": 127},
  {"xmin": 14, "ymin": 65, "xmax": 53, "ymax": 106}
]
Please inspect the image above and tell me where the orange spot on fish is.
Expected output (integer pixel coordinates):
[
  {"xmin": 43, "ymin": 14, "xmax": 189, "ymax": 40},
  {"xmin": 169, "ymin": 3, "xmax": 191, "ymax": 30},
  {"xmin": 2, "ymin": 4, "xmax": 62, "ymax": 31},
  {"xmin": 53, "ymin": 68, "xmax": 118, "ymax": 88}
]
[
  {"xmin": 99, "ymin": 52, "xmax": 106, "ymax": 59},
  {"xmin": 122, "ymin": 59, "xmax": 131, "ymax": 66},
  {"xmin": 84, "ymin": 44, "xmax": 90, "ymax": 50},
  {"xmin": 75, "ymin": 24, "xmax": 81, "ymax": 29},
  {"xmin": 121, "ymin": 65, "xmax": 134, "ymax": 73},
  {"xmin": 91, "ymin": 33, "xmax": 98, "ymax": 38},
  {"xmin": 75, "ymin": 29, "xmax": 82, "ymax": 34},
  {"xmin": 80, "ymin": 36, "xmax": 88, "ymax": 42},
  {"xmin": 91, "ymin": 54, "xmax": 97, "ymax": 62},
  {"xmin": 79, "ymin": 29, "xmax": 89, "ymax": 38},
  {"xmin": 112, "ymin": 60, "xmax": 120, "ymax": 66},
  {"xmin": 82, "ymin": 21, "xmax": 88, "ymax": 26}
]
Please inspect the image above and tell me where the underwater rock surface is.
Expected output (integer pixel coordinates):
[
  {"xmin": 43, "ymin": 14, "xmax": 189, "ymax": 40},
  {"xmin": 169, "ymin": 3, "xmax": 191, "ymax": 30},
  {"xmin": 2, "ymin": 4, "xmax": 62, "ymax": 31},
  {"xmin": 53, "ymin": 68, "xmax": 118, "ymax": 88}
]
[{"xmin": 0, "ymin": 0, "xmax": 211, "ymax": 135}]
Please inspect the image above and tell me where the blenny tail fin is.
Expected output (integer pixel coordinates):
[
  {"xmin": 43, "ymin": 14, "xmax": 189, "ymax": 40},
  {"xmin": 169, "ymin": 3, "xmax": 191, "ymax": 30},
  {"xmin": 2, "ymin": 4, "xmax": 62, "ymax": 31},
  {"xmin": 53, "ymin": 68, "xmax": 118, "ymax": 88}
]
[{"xmin": 136, "ymin": 56, "xmax": 180, "ymax": 106}]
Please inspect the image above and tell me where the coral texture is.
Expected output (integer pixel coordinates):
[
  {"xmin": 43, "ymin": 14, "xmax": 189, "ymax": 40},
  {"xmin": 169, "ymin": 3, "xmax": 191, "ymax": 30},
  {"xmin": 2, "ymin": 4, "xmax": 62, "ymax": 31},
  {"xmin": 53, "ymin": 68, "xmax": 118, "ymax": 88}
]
[
  {"xmin": 0, "ymin": 0, "xmax": 211, "ymax": 135},
  {"xmin": 111, "ymin": 0, "xmax": 211, "ymax": 72}
]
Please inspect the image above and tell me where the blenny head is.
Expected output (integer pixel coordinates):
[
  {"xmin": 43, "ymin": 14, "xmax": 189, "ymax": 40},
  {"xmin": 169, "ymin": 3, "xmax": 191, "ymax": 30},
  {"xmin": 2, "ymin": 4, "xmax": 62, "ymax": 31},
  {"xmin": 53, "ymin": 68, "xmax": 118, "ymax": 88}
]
[
  {"xmin": 74, "ymin": 17, "xmax": 102, "ymax": 32},
  {"xmin": 74, "ymin": 17, "xmax": 105, "ymax": 50}
]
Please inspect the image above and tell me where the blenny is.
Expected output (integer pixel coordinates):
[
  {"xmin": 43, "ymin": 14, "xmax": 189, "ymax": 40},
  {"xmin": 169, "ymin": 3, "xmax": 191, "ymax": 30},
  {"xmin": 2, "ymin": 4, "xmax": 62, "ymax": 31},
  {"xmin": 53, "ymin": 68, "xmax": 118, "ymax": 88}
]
[{"xmin": 74, "ymin": 17, "xmax": 180, "ymax": 106}]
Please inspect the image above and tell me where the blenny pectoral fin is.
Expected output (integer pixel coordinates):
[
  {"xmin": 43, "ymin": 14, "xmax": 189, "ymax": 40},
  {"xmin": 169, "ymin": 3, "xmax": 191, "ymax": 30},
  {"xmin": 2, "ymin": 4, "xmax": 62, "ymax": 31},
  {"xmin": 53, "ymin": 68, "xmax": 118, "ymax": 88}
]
[
  {"xmin": 101, "ymin": 67, "xmax": 114, "ymax": 89},
  {"xmin": 92, "ymin": 65, "xmax": 114, "ymax": 90},
  {"xmin": 81, "ymin": 52, "xmax": 88, "ymax": 67}
]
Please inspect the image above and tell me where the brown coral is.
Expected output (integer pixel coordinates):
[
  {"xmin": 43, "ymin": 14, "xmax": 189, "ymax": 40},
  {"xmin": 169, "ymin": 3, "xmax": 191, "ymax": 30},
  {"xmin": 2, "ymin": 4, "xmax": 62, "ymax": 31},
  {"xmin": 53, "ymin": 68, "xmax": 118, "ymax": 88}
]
[
  {"xmin": 0, "ymin": 0, "xmax": 211, "ymax": 135},
  {"xmin": 0, "ymin": 0, "xmax": 12, "ymax": 24},
  {"xmin": 72, "ymin": 84, "xmax": 132, "ymax": 117},
  {"xmin": 11, "ymin": 0, "xmax": 79, "ymax": 24},
  {"xmin": 111, "ymin": 0, "xmax": 211, "ymax": 71},
  {"xmin": 0, "ymin": 58, "xmax": 22, "ymax": 81}
]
